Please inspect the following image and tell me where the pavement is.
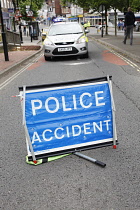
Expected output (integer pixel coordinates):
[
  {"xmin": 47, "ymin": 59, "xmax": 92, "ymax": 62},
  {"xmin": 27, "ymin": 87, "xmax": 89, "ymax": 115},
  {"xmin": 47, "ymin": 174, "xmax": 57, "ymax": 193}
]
[
  {"xmin": 0, "ymin": 35, "xmax": 43, "ymax": 77},
  {"xmin": 89, "ymin": 27, "xmax": 140, "ymax": 63},
  {"xmin": 0, "ymin": 27, "xmax": 140, "ymax": 78}
]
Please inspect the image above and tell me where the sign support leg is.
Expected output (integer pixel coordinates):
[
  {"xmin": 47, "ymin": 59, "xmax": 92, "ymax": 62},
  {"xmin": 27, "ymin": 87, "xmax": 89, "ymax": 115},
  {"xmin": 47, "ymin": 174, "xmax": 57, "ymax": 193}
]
[
  {"xmin": 22, "ymin": 86, "xmax": 37, "ymax": 163},
  {"xmin": 107, "ymin": 75, "xmax": 117, "ymax": 148},
  {"xmin": 74, "ymin": 152, "xmax": 106, "ymax": 167}
]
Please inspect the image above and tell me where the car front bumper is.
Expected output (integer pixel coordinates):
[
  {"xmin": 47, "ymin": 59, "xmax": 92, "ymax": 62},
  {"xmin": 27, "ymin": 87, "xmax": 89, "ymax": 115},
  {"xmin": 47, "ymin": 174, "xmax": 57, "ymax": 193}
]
[{"xmin": 43, "ymin": 42, "xmax": 88, "ymax": 57}]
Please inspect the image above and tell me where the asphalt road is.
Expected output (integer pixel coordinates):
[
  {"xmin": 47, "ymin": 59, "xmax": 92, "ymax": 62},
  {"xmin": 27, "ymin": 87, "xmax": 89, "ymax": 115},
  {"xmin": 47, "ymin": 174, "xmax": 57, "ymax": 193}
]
[{"xmin": 1, "ymin": 38, "xmax": 140, "ymax": 210}]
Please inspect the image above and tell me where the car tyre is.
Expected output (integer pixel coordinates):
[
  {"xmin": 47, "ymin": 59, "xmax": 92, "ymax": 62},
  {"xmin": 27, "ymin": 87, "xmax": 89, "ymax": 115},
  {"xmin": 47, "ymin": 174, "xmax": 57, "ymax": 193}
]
[
  {"xmin": 44, "ymin": 55, "xmax": 51, "ymax": 61},
  {"xmin": 82, "ymin": 51, "xmax": 89, "ymax": 59}
]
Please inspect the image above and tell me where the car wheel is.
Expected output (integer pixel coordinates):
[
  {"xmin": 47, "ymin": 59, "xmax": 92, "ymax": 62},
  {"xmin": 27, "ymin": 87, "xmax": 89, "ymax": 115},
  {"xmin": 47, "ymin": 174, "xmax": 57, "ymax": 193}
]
[
  {"xmin": 82, "ymin": 51, "xmax": 89, "ymax": 59},
  {"xmin": 44, "ymin": 55, "xmax": 51, "ymax": 61}
]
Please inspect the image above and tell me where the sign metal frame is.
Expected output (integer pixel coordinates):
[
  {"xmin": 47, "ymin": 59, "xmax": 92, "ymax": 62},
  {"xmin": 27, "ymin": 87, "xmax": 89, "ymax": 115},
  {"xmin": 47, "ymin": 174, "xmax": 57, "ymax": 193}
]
[{"xmin": 19, "ymin": 76, "xmax": 117, "ymax": 161}]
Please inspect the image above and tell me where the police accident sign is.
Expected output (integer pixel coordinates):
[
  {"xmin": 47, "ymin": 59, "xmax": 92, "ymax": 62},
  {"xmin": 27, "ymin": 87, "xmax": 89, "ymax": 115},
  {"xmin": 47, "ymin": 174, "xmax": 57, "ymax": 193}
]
[{"xmin": 19, "ymin": 77, "xmax": 117, "ymax": 159}]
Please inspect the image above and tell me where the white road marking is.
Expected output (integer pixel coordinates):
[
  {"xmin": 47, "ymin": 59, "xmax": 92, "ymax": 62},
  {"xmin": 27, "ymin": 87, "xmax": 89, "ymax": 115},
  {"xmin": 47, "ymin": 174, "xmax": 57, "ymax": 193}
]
[
  {"xmin": 0, "ymin": 53, "xmax": 43, "ymax": 90},
  {"xmin": 112, "ymin": 50, "xmax": 140, "ymax": 72},
  {"xmin": 61, "ymin": 60, "xmax": 93, "ymax": 66},
  {"xmin": 91, "ymin": 37, "xmax": 140, "ymax": 72}
]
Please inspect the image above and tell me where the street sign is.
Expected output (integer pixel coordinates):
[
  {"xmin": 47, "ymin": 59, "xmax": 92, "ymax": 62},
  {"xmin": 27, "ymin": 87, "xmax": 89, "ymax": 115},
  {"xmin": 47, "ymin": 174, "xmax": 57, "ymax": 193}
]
[
  {"xmin": 15, "ymin": 10, "xmax": 22, "ymax": 18},
  {"xmin": 19, "ymin": 77, "xmax": 117, "ymax": 161},
  {"xmin": 8, "ymin": 8, "xmax": 14, "ymax": 13},
  {"xmin": 26, "ymin": 10, "xmax": 33, "ymax": 17},
  {"xmin": 9, "ymin": 13, "xmax": 15, "ymax": 18}
]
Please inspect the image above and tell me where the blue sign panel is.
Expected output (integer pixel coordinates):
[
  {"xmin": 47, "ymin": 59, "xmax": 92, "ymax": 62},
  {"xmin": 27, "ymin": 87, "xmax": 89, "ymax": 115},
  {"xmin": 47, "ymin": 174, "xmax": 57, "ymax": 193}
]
[{"xmin": 22, "ymin": 78, "xmax": 115, "ymax": 157}]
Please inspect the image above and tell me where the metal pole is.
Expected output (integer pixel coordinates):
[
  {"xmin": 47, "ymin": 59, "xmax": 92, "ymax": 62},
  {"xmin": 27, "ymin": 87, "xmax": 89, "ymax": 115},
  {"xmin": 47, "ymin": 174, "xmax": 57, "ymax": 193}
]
[
  {"xmin": 74, "ymin": 152, "xmax": 106, "ymax": 167},
  {"xmin": 127, "ymin": 0, "xmax": 129, "ymax": 7},
  {"xmin": 13, "ymin": 17, "xmax": 16, "ymax": 32},
  {"xmin": 30, "ymin": 0, "xmax": 33, "ymax": 42},
  {"xmin": 19, "ymin": 23, "xmax": 23, "ymax": 43},
  {"xmin": 107, "ymin": 75, "xmax": 117, "ymax": 148},
  {"xmin": 114, "ymin": 8, "xmax": 117, "ymax": 36},
  {"xmin": 0, "ymin": 0, "xmax": 9, "ymax": 61},
  {"xmin": 101, "ymin": 5, "xmax": 104, "ymax": 38},
  {"xmin": 12, "ymin": 0, "xmax": 16, "ymax": 32},
  {"xmin": 22, "ymin": 86, "xmax": 36, "ymax": 162}
]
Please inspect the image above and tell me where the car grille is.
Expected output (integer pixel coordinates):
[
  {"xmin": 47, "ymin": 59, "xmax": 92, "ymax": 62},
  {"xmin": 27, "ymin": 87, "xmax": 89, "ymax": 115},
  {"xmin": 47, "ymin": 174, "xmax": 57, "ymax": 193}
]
[
  {"xmin": 55, "ymin": 42, "xmax": 74, "ymax": 45},
  {"xmin": 52, "ymin": 47, "xmax": 78, "ymax": 55}
]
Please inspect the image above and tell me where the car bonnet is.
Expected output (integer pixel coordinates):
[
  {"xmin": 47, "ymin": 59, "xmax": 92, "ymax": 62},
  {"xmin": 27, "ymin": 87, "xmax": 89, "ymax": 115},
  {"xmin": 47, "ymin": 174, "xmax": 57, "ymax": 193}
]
[{"xmin": 47, "ymin": 33, "xmax": 84, "ymax": 43}]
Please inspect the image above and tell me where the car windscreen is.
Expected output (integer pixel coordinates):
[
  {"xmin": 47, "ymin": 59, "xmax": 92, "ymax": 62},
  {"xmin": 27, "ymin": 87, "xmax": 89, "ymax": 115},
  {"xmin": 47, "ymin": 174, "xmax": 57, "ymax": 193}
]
[{"xmin": 48, "ymin": 23, "xmax": 83, "ymax": 36}]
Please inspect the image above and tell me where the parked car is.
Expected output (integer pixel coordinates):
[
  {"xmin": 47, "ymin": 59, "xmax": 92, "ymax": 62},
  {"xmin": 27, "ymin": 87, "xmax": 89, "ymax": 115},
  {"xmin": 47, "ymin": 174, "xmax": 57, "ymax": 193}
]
[
  {"xmin": 43, "ymin": 22, "xmax": 89, "ymax": 60},
  {"xmin": 135, "ymin": 21, "xmax": 140, "ymax": 31},
  {"xmin": 41, "ymin": 28, "xmax": 48, "ymax": 41}
]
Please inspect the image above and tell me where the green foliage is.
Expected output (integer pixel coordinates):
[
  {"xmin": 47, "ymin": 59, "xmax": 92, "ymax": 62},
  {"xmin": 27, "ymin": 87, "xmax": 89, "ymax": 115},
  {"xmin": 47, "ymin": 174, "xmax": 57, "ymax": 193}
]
[
  {"xmin": 61, "ymin": 0, "xmax": 140, "ymax": 12},
  {"xmin": 18, "ymin": 0, "xmax": 44, "ymax": 21},
  {"xmin": 131, "ymin": 0, "xmax": 140, "ymax": 12}
]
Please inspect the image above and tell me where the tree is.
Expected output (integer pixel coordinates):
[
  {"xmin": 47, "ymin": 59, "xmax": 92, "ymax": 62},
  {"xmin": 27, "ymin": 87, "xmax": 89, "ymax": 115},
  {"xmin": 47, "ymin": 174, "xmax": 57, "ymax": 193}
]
[
  {"xmin": 18, "ymin": 0, "xmax": 44, "ymax": 21},
  {"xmin": 61, "ymin": 0, "xmax": 139, "ymax": 36},
  {"xmin": 131, "ymin": 0, "xmax": 140, "ymax": 12},
  {"xmin": 61, "ymin": 0, "xmax": 139, "ymax": 11}
]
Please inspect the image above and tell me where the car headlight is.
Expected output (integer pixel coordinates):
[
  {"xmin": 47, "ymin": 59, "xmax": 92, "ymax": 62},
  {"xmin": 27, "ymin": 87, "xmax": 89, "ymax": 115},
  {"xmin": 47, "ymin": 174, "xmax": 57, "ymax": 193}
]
[
  {"xmin": 76, "ymin": 36, "xmax": 86, "ymax": 44},
  {"xmin": 44, "ymin": 38, "xmax": 54, "ymax": 46}
]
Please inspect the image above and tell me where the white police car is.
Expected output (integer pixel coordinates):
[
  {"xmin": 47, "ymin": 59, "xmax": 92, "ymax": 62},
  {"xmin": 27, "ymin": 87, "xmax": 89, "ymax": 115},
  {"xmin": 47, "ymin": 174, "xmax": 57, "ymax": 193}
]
[{"xmin": 43, "ymin": 22, "xmax": 89, "ymax": 60}]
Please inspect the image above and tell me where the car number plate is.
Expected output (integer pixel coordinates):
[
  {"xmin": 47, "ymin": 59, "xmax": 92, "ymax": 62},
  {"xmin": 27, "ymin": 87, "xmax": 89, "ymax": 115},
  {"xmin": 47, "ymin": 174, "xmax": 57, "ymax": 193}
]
[{"xmin": 58, "ymin": 47, "xmax": 72, "ymax": 52}]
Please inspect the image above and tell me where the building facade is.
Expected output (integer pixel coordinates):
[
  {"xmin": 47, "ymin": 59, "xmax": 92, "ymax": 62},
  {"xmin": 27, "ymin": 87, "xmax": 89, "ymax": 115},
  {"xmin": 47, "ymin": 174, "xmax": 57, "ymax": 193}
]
[{"xmin": 0, "ymin": 0, "xmax": 15, "ymax": 30}]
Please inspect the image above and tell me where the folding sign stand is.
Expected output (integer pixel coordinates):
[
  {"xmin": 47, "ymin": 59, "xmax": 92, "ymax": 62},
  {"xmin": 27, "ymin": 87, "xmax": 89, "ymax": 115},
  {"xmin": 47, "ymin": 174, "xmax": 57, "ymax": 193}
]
[
  {"xmin": 22, "ymin": 86, "xmax": 37, "ymax": 163},
  {"xmin": 74, "ymin": 152, "xmax": 106, "ymax": 167},
  {"xmin": 74, "ymin": 75, "xmax": 116, "ymax": 168},
  {"xmin": 18, "ymin": 76, "xmax": 117, "ymax": 166}
]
